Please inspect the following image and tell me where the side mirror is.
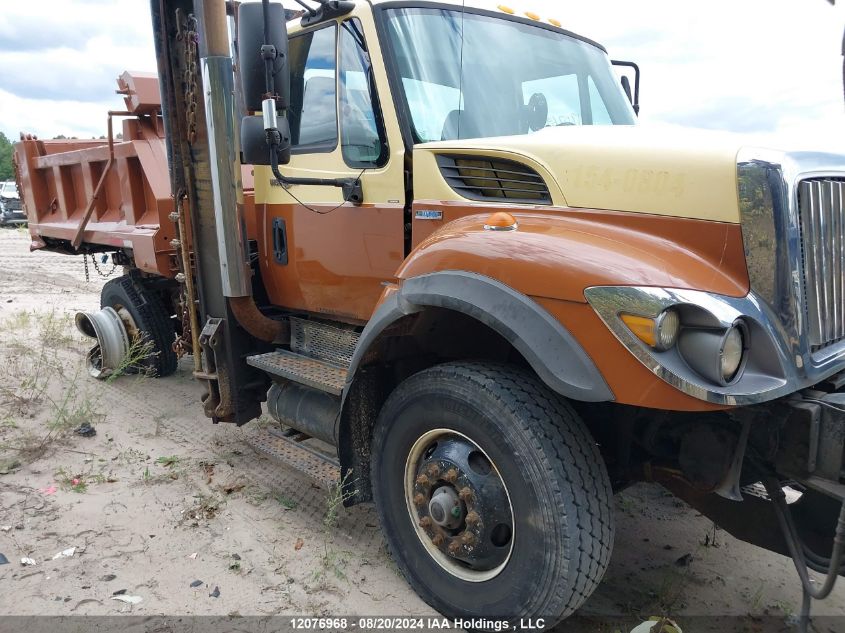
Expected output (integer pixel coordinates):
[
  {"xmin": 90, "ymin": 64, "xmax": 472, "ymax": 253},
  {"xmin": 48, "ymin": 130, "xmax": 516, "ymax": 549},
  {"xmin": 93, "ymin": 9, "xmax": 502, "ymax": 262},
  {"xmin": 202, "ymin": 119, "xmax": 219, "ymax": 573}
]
[
  {"xmin": 611, "ymin": 60, "xmax": 640, "ymax": 116},
  {"xmin": 237, "ymin": 2, "xmax": 290, "ymax": 112},
  {"xmin": 240, "ymin": 115, "xmax": 291, "ymax": 165}
]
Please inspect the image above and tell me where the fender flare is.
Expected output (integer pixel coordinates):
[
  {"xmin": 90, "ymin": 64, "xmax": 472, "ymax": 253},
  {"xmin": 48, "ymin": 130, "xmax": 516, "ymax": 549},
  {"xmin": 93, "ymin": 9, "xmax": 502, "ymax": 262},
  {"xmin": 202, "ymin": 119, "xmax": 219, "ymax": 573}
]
[{"xmin": 344, "ymin": 270, "xmax": 614, "ymax": 403}]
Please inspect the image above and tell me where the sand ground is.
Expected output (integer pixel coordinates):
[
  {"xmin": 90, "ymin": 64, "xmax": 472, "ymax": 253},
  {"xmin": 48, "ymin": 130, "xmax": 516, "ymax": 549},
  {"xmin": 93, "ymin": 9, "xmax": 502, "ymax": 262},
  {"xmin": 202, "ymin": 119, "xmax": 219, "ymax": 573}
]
[{"xmin": 0, "ymin": 227, "xmax": 843, "ymax": 633}]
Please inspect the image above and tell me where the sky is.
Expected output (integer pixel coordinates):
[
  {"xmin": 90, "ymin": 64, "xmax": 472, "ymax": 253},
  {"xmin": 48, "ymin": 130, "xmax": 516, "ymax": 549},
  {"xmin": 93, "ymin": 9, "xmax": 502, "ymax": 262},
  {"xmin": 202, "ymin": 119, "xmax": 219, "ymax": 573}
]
[{"xmin": 0, "ymin": 0, "xmax": 843, "ymax": 149}]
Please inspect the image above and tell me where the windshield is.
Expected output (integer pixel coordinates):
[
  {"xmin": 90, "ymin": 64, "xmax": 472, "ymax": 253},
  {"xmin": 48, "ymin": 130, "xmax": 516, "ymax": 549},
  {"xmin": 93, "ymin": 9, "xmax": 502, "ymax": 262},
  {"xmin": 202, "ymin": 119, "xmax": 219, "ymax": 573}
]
[
  {"xmin": 383, "ymin": 8, "xmax": 635, "ymax": 143},
  {"xmin": 1, "ymin": 182, "xmax": 17, "ymax": 196}
]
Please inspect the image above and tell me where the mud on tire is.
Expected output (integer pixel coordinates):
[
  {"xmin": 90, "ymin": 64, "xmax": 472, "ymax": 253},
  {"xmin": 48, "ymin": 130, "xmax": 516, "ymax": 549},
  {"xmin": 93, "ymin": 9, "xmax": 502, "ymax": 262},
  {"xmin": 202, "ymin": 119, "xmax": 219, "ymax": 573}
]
[
  {"xmin": 370, "ymin": 361, "xmax": 614, "ymax": 627},
  {"xmin": 100, "ymin": 275, "xmax": 178, "ymax": 377}
]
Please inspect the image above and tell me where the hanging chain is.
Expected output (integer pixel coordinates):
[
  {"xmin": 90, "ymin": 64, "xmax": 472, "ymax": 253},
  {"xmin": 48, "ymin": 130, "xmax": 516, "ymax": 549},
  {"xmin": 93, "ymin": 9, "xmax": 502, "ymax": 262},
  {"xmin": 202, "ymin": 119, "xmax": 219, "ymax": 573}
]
[
  {"xmin": 179, "ymin": 14, "xmax": 200, "ymax": 146},
  {"xmin": 91, "ymin": 253, "xmax": 118, "ymax": 278},
  {"xmin": 84, "ymin": 253, "xmax": 118, "ymax": 282},
  {"xmin": 170, "ymin": 191, "xmax": 197, "ymax": 360}
]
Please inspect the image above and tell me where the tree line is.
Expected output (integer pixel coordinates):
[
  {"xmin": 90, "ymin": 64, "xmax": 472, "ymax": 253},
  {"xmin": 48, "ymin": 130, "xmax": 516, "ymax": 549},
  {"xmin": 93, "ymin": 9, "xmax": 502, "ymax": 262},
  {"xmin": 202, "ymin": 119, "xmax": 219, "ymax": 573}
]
[{"xmin": 0, "ymin": 133, "xmax": 13, "ymax": 181}]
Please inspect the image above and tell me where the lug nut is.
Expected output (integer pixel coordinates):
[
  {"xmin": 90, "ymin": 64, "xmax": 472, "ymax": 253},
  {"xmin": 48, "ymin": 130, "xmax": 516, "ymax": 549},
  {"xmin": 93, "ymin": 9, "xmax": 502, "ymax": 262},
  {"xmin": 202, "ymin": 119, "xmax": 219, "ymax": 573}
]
[
  {"xmin": 448, "ymin": 541, "xmax": 461, "ymax": 555},
  {"xmin": 427, "ymin": 464, "xmax": 440, "ymax": 477},
  {"xmin": 444, "ymin": 468, "xmax": 458, "ymax": 483},
  {"xmin": 415, "ymin": 474, "xmax": 430, "ymax": 486},
  {"xmin": 432, "ymin": 533, "xmax": 444, "ymax": 546},
  {"xmin": 413, "ymin": 493, "xmax": 426, "ymax": 507},
  {"xmin": 459, "ymin": 487, "xmax": 473, "ymax": 502},
  {"xmin": 461, "ymin": 531, "xmax": 476, "ymax": 545},
  {"xmin": 419, "ymin": 516, "xmax": 432, "ymax": 528},
  {"xmin": 465, "ymin": 511, "xmax": 480, "ymax": 526}
]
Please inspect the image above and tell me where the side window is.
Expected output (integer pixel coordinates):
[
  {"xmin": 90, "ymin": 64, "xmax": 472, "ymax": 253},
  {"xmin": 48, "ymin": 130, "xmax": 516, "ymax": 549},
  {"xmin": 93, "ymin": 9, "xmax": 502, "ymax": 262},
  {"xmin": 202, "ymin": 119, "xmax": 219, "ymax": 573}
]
[
  {"xmin": 401, "ymin": 78, "xmax": 460, "ymax": 142},
  {"xmin": 339, "ymin": 19, "xmax": 387, "ymax": 167},
  {"xmin": 288, "ymin": 26, "xmax": 337, "ymax": 151}
]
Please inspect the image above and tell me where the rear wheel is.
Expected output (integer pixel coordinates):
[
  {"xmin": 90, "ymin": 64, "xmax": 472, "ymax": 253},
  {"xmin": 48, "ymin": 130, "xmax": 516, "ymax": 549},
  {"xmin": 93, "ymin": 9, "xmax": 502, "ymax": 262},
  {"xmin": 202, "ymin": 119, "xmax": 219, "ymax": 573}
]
[
  {"xmin": 100, "ymin": 275, "xmax": 177, "ymax": 377},
  {"xmin": 371, "ymin": 362, "xmax": 614, "ymax": 626}
]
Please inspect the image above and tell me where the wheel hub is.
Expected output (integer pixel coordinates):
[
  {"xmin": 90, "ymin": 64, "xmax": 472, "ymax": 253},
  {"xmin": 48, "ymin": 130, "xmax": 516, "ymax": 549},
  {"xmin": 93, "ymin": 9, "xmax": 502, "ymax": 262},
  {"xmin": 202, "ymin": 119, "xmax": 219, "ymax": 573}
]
[
  {"xmin": 406, "ymin": 431, "xmax": 514, "ymax": 579},
  {"xmin": 429, "ymin": 485, "xmax": 463, "ymax": 529}
]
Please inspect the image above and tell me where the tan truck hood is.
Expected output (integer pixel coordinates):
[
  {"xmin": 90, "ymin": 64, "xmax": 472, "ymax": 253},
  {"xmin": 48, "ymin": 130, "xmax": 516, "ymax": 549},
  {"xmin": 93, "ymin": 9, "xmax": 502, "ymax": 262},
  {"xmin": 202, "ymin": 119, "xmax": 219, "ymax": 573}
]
[{"xmin": 417, "ymin": 125, "xmax": 747, "ymax": 223}]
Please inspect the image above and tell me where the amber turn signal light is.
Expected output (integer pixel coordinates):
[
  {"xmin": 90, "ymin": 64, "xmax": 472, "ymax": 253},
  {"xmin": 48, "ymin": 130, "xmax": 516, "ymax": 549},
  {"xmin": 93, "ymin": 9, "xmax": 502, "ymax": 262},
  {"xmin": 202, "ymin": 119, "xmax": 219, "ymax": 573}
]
[
  {"xmin": 483, "ymin": 211, "xmax": 518, "ymax": 231},
  {"xmin": 622, "ymin": 309, "xmax": 680, "ymax": 351}
]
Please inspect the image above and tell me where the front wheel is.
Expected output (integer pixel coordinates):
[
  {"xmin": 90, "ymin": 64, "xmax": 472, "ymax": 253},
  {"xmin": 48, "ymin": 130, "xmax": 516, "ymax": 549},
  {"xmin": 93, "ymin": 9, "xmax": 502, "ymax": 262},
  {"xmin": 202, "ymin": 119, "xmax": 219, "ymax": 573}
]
[{"xmin": 371, "ymin": 362, "xmax": 614, "ymax": 626}]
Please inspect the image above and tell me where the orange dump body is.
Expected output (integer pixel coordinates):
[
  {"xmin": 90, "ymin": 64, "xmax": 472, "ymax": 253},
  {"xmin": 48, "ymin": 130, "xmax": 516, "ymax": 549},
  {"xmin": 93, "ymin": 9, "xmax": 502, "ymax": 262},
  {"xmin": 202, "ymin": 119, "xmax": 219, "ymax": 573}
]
[
  {"xmin": 14, "ymin": 72, "xmax": 177, "ymax": 277},
  {"xmin": 13, "ymin": 72, "xmax": 257, "ymax": 279}
]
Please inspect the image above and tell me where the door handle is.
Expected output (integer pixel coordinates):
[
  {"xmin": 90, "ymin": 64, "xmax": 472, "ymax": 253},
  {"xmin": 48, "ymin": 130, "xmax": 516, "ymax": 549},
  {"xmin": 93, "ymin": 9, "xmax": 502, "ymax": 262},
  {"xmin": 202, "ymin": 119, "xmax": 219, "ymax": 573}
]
[{"xmin": 272, "ymin": 217, "xmax": 288, "ymax": 265}]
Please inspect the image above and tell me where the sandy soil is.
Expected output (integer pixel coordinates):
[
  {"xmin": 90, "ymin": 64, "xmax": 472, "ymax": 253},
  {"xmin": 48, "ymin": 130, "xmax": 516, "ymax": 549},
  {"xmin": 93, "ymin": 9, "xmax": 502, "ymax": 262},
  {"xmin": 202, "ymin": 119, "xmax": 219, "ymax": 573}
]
[{"xmin": 0, "ymin": 227, "xmax": 843, "ymax": 633}]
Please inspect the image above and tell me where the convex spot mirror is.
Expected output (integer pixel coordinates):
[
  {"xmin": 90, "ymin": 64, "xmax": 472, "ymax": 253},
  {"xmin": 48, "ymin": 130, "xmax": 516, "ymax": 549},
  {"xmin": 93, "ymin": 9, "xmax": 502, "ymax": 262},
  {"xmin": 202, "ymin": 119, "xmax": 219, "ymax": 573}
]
[{"xmin": 241, "ymin": 115, "xmax": 291, "ymax": 166}]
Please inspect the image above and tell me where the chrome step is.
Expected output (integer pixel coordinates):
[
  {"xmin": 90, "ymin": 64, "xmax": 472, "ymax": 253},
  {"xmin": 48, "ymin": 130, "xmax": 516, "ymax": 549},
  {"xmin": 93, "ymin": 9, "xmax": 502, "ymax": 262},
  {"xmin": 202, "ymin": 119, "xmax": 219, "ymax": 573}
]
[
  {"xmin": 246, "ymin": 428, "xmax": 339, "ymax": 488},
  {"xmin": 247, "ymin": 349, "xmax": 347, "ymax": 395}
]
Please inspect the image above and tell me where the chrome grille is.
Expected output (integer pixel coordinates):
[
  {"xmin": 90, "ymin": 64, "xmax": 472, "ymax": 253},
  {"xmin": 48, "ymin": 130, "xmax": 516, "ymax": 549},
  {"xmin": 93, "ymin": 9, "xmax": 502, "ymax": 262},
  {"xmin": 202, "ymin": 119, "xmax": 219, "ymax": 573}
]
[{"xmin": 798, "ymin": 178, "xmax": 845, "ymax": 349}]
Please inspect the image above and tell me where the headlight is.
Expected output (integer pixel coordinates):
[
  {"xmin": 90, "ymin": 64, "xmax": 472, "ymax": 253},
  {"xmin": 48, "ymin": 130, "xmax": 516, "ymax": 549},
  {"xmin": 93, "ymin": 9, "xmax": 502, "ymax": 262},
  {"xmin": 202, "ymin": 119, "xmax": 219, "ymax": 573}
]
[
  {"xmin": 720, "ymin": 326, "xmax": 745, "ymax": 382},
  {"xmin": 678, "ymin": 321, "xmax": 748, "ymax": 386}
]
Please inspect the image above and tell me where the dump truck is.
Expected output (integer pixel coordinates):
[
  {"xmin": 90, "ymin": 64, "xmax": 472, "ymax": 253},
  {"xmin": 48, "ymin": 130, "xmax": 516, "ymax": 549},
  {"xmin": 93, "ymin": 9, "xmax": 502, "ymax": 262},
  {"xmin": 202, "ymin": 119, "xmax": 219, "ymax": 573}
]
[{"xmin": 13, "ymin": 0, "xmax": 845, "ymax": 628}]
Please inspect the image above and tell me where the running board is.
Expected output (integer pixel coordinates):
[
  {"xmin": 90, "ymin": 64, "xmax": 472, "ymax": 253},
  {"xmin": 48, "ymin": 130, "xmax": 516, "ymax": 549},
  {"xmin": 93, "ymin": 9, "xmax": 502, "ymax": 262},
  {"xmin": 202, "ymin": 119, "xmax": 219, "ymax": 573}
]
[
  {"xmin": 246, "ymin": 349, "xmax": 347, "ymax": 395},
  {"xmin": 247, "ymin": 427, "xmax": 340, "ymax": 488}
]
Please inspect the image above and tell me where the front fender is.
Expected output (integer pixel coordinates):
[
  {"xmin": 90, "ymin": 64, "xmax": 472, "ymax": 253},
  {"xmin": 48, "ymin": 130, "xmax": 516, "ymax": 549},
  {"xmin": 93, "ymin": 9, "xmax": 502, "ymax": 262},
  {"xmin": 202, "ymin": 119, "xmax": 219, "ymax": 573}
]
[
  {"xmin": 400, "ymin": 207, "xmax": 749, "ymax": 303},
  {"xmin": 345, "ymin": 270, "xmax": 614, "ymax": 403}
]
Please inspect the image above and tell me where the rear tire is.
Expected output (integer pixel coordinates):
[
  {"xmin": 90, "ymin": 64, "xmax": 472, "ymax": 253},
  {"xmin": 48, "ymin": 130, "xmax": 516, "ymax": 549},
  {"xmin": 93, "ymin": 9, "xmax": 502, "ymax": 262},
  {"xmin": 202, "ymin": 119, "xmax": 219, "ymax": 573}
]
[
  {"xmin": 370, "ymin": 361, "xmax": 614, "ymax": 626},
  {"xmin": 100, "ymin": 275, "xmax": 177, "ymax": 377}
]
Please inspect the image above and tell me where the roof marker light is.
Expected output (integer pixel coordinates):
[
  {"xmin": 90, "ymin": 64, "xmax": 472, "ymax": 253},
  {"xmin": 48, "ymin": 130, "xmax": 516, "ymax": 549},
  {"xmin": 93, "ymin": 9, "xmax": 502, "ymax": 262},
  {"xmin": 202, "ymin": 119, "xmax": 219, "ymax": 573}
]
[
  {"xmin": 497, "ymin": 4, "xmax": 515, "ymax": 14},
  {"xmin": 549, "ymin": 18, "xmax": 562, "ymax": 27},
  {"xmin": 525, "ymin": 11, "xmax": 541, "ymax": 20}
]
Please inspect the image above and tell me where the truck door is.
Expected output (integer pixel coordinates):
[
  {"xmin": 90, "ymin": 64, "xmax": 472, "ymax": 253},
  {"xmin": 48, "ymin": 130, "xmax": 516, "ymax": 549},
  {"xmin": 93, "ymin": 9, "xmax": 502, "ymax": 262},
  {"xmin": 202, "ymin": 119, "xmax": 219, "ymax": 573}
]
[{"xmin": 255, "ymin": 15, "xmax": 406, "ymax": 324}]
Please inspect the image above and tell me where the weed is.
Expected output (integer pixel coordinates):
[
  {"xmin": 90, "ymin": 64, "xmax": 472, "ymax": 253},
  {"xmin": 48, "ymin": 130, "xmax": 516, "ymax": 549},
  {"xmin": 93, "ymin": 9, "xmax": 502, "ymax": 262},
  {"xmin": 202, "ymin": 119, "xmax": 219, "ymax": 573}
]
[
  {"xmin": 7, "ymin": 310, "xmax": 32, "ymax": 331},
  {"xmin": 38, "ymin": 310, "xmax": 76, "ymax": 348},
  {"xmin": 324, "ymin": 471, "xmax": 358, "ymax": 531},
  {"xmin": 275, "ymin": 494, "xmax": 298, "ymax": 510},
  {"xmin": 253, "ymin": 414, "xmax": 276, "ymax": 430},
  {"xmin": 749, "ymin": 583, "xmax": 765, "ymax": 611},
  {"xmin": 229, "ymin": 561, "xmax": 241, "ymax": 573},
  {"xmin": 156, "ymin": 455, "xmax": 181, "ymax": 468},
  {"xmin": 773, "ymin": 600, "xmax": 794, "ymax": 618},
  {"xmin": 55, "ymin": 467, "xmax": 88, "ymax": 493},
  {"xmin": 54, "ymin": 463, "xmax": 114, "ymax": 492},
  {"xmin": 0, "ymin": 416, "xmax": 18, "ymax": 430},
  {"xmin": 313, "ymin": 471, "xmax": 359, "ymax": 584},
  {"xmin": 105, "ymin": 334, "xmax": 156, "ymax": 383},
  {"xmin": 46, "ymin": 367, "xmax": 103, "ymax": 433}
]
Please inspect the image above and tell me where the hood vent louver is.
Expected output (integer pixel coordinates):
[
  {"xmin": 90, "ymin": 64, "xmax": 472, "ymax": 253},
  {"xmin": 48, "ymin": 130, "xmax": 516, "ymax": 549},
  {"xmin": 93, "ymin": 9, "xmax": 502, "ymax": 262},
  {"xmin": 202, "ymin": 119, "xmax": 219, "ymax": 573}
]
[{"xmin": 436, "ymin": 154, "xmax": 552, "ymax": 205}]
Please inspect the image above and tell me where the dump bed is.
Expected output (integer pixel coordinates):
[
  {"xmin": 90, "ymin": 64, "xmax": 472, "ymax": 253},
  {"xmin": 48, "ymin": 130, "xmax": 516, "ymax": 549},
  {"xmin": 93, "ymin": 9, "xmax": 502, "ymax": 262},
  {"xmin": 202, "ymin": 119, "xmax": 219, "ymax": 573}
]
[{"xmin": 14, "ymin": 72, "xmax": 176, "ymax": 276}]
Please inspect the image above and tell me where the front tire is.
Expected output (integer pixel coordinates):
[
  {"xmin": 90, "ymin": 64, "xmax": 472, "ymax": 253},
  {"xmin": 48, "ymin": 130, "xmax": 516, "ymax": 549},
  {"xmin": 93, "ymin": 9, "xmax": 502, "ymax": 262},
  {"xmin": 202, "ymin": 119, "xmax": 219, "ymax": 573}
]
[{"xmin": 371, "ymin": 362, "xmax": 614, "ymax": 626}]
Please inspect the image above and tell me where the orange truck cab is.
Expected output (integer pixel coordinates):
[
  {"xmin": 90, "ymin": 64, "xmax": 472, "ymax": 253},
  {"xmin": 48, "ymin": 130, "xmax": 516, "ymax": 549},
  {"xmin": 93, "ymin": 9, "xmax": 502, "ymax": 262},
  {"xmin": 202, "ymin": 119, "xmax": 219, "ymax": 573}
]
[{"xmin": 14, "ymin": 0, "xmax": 845, "ymax": 627}]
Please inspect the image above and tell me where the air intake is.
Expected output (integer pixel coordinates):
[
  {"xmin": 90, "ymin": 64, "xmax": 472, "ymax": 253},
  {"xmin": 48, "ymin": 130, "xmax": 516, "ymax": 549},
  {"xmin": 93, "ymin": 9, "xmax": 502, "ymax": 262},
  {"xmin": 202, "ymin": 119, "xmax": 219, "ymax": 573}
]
[{"xmin": 437, "ymin": 155, "xmax": 551, "ymax": 205}]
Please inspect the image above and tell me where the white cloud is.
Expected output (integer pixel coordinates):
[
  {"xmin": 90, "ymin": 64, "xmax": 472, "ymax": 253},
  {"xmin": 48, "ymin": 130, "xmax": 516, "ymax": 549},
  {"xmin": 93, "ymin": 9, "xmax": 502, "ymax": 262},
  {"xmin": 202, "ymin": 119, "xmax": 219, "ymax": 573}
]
[{"xmin": 0, "ymin": 0, "xmax": 843, "ymax": 145}]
